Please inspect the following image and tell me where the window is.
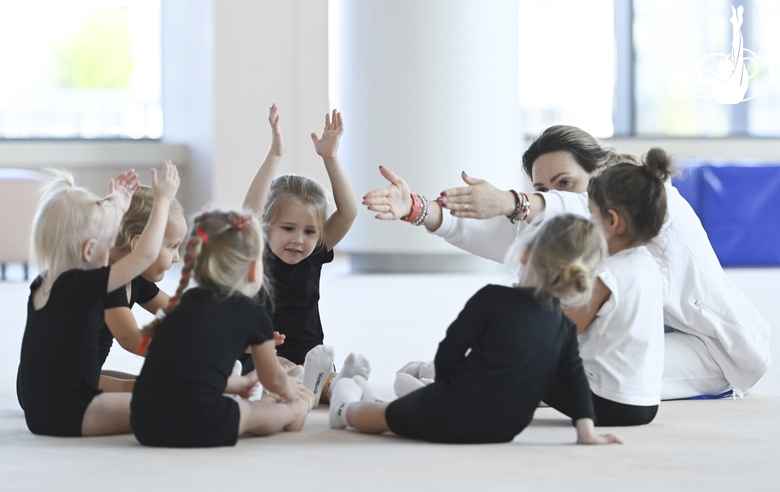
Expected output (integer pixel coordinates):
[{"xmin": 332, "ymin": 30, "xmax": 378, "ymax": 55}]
[
  {"xmin": 0, "ymin": 0, "xmax": 162, "ymax": 139},
  {"xmin": 518, "ymin": 0, "xmax": 615, "ymax": 139},
  {"xmin": 518, "ymin": 0, "xmax": 780, "ymax": 138},
  {"xmin": 634, "ymin": 0, "xmax": 780, "ymax": 137}
]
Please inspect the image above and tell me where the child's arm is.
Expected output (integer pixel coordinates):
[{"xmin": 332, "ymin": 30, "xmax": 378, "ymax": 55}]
[
  {"xmin": 563, "ymin": 278, "xmax": 611, "ymax": 334},
  {"xmin": 575, "ymin": 418, "xmax": 622, "ymax": 445},
  {"xmin": 225, "ymin": 372, "xmax": 260, "ymax": 399},
  {"xmin": 250, "ymin": 340, "xmax": 307, "ymax": 402},
  {"xmin": 311, "ymin": 109, "xmax": 358, "ymax": 251},
  {"xmin": 140, "ymin": 291, "xmax": 171, "ymax": 316},
  {"xmin": 101, "ymin": 290, "xmax": 171, "ymax": 357},
  {"xmin": 243, "ymin": 104, "xmax": 285, "ymax": 216},
  {"xmin": 108, "ymin": 161, "xmax": 180, "ymax": 293},
  {"xmin": 104, "ymin": 308, "xmax": 146, "ymax": 356}
]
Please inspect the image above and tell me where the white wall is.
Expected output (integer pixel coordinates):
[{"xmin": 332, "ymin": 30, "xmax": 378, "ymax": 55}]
[{"xmin": 211, "ymin": 0, "xmax": 330, "ymax": 210}]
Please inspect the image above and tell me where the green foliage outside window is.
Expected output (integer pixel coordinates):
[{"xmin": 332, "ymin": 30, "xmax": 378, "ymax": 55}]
[{"xmin": 55, "ymin": 6, "xmax": 135, "ymax": 90}]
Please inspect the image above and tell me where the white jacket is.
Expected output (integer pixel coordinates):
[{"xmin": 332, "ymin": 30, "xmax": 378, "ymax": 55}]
[{"xmin": 432, "ymin": 187, "xmax": 771, "ymax": 396}]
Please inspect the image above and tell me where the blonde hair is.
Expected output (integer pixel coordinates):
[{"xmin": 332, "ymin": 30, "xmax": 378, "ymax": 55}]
[
  {"xmin": 263, "ymin": 174, "xmax": 328, "ymax": 247},
  {"xmin": 31, "ymin": 168, "xmax": 123, "ymax": 279},
  {"xmin": 110, "ymin": 185, "xmax": 184, "ymax": 261},
  {"xmin": 507, "ymin": 214, "xmax": 606, "ymax": 307},
  {"xmin": 138, "ymin": 210, "xmax": 263, "ymax": 344}
]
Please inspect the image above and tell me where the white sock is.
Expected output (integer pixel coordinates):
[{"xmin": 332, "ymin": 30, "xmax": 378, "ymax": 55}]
[
  {"xmin": 232, "ymin": 360, "xmax": 243, "ymax": 377},
  {"xmin": 328, "ymin": 353, "xmax": 371, "ymax": 399},
  {"xmin": 418, "ymin": 361, "xmax": 436, "ymax": 381},
  {"xmin": 394, "ymin": 372, "xmax": 425, "ymax": 398},
  {"xmin": 353, "ymin": 375, "xmax": 389, "ymax": 403},
  {"xmin": 303, "ymin": 345, "xmax": 335, "ymax": 408},
  {"xmin": 396, "ymin": 360, "xmax": 426, "ymax": 378},
  {"xmin": 329, "ymin": 378, "xmax": 362, "ymax": 429}
]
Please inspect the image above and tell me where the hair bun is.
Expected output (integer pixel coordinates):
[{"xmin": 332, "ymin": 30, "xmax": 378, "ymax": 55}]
[
  {"xmin": 561, "ymin": 261, "xmax": 592, "ymax": 294},
  {"xmin": 643, "ymin": 148, "xmax": 673, "ymax": 182}
]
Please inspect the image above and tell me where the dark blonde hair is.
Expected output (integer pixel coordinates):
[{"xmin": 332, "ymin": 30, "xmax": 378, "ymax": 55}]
[
  {"xmin": 111, "ymin": 185, "xmax": 184, "ymax": 261},
  {"xmin": 263, "ymin": 174, "xmax": 328, "ymax": 247},
  {"xmin": 509, "ymin": 214, "xmax": 606, "ymax": 307},
  {"xmin": 588, "ymin": 147, "xmax": 673, "ymax": 245},
  {"xmin": 31, "ymin": 168, "xmax": 123, "ymax": 278},
  {"xmin": 138, "ymin": 210, "xmax": 262, "ymax": 347}
]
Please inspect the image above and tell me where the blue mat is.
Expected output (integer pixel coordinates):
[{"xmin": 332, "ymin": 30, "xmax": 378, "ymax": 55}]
[{"xmin": 673, "ymin": 161, "xmax": 780, "ymax": 266}]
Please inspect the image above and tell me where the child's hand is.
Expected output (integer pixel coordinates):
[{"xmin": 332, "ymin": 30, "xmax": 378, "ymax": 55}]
[
  {"xmin": 268, "ymin": 103, "xmax": 285, "ymax": 157},
  {"xmin": 311, "ymin": 109, "xmax": 343, "ymax": 159},
  {"xmin": 109, "ymin": 169, "xmax": 140, "ymax": 213},
  {"xmin": 237, "ymin": 373, "xmax": 260, "ymax": 400},
  {"xmin": 575, "ymin": 418, "xmax": 623, "ymax": 445},
  {"xmin": 150, "ymin": 160, "xmax": 180, "ymax": 203},
  {"xmin": 362, "ymin": 166, "xmax": 414, "ymax": 220},
  {"xmin": 273, "ymin": 331, "xmax": 285, "ymax": 346}
]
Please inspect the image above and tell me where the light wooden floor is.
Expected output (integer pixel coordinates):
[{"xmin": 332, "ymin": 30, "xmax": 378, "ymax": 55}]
[{"xmin": 1, "ymin": 263, "xmax": 779, "ymax": 491}]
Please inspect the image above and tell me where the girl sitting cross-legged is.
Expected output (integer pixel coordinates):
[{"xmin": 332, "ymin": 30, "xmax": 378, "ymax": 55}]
[{"xmin": 130, "ymin": 210, "xmax": 314, "ymax": 448}]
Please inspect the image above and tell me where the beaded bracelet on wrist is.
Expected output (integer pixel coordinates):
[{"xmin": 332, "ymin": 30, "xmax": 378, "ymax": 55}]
[
  {"xmin": 507, "ymin": 190, "xmax": 522, "ymax": 223},
  {"xmin": 519, "ymin": 192, "xmax": 531, "ymax": 222},
  {"xmin": 412, "ymin": 194, "xmax": 429, "ymax": 226}
]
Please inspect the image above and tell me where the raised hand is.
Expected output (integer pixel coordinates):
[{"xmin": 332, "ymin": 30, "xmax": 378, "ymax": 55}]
[
  {"xmin": 108, "ymin": 169, "xmax": 140, "ymax": 213},
  {"xmin": 150, "ymin": 160, "xmax": 180, "ymax": 203},
  {"xmin": 268, "ymin": 103, "xmax": 285, "ymax": 157},
  {"xmin": 437, "ymin": 171, "xmax": 515, "ymax": 219},
  {"xmin": 362, "ymin": 166, "xmax": 414, "ymax": 220},
  {"xmin": 311, "ymin": 109, "xmax": 344, "ymax": 159}
]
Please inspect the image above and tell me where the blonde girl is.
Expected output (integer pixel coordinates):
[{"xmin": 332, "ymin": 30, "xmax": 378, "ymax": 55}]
[
  {"xmin": 130, "ymin": 211, "xmax": 313, "ymax": 447},
  {"xmin": 16, "ymin": 162, "xmax": 180, "ymax": 437},
  {"xmin": 98, "ymin": 186, "xmax": 187, "ymax": 392},
  {"xmin": 329, "ymin": 215, "xmax": 621, "ymax": 445},
  {"xmin": 243, "ymin": 104, "xmax": 359, "ymax": 404}
]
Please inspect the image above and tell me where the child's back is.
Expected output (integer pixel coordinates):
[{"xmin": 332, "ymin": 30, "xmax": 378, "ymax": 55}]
[
  {"xmin": 389, "ymin": 284, "xmax": 590, "ymax": 443},
  {"xmin": 132, "ymin": 286, "xmax": 273, "ymax": 447},
  {"xmin": 18, "ymin": 268, "xmax": 111, "ymax": 435}
]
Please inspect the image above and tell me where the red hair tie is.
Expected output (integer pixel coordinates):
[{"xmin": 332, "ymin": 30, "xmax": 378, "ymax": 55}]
[
  {"xmin": 196, "ymin": 224, "xmax": 209, "ymax": 244},
  {"xmin": 136, "ymin": 336, "xmax": 151, "ymax": 356},
  {"xmin": 234, "ymin": 215, "xmax": 252, "ymax": 230}
]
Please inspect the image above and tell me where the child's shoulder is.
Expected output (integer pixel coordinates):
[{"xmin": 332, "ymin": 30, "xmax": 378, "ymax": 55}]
[
  {"xmin": 58, "ymin": 266, "xmax": 111, "ymax": 289},
  {"xmin": 471, "ymin": 284, "xmax": 536, "ymax": 304}
]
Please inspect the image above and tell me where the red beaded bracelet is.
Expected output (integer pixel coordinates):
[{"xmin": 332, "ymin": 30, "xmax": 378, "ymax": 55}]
[{"xmin": 401, "ymin": 193, "xmax": 422, "ymax": 222}]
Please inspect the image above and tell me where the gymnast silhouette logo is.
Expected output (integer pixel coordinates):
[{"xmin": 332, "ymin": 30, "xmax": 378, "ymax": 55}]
[{"xmin": 689, "ymin": 5, "xmax": 773, "ymax": 104}]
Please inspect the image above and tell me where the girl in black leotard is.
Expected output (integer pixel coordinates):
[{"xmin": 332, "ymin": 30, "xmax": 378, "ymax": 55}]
[
  {"xmin": 97, "ymin": 185, "xmax": 187, "ymax": 393},
  {"xmin": 16, "ymin": 162, "xmax": 180, "ymax": 437},
  {"xmin": 328, "ymin": 215, "xmax": 621, "ymax": 445},
  {"xmin": 131, "ymin": 210, "xmax": 314, "ymax": 447}
]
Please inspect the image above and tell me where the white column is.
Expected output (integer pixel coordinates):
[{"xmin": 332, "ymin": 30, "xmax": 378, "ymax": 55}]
[
  {"xmin": 332, "ymin": 0, "xmax": 523, "ymax": 270},
  {"xmin": 211, "ymin": 0, "xmax": 329, "ymax": 211}
]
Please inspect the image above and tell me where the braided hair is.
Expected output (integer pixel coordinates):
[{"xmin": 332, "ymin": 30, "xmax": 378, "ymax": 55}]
[{"xmin": 136, "ymin": 210, "xmax": 262, "ymax": 353}]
